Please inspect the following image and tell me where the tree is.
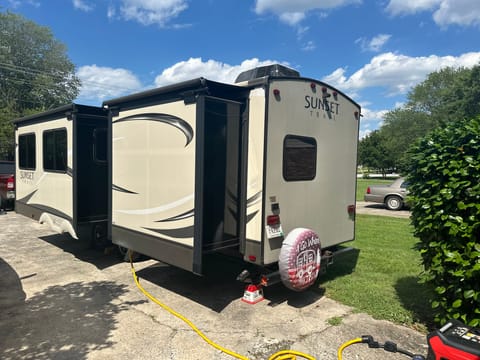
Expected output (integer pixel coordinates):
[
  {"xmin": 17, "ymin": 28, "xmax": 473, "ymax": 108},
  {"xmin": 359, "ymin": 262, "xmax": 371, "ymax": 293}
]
[
  {"xmin": 358, "ymin": 130, "xmax": 394, "ymax": 176},
  {"xmin": 407, "ymin": 66, "xmax": 480, "ymax": 125},
  {"xmin": 407, "ymin": 116, "xmax": 480, "ymax": 326},
  {"xmin": 0, "ymin": 11, "xmax": 80, "ymax": 160},
  {"xmin": 381, "ymin": 109, "xmax": 436, "ymax": 172},
  {"xmin": 372, "ymin": 64, "xmax": 480, "ymax": 173}
]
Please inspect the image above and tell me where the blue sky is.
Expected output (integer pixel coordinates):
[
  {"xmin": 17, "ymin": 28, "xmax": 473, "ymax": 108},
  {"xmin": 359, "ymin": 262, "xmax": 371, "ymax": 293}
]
[{"xmin": 4, "ymin": 0, "xmax": 480, "ymax": 138}]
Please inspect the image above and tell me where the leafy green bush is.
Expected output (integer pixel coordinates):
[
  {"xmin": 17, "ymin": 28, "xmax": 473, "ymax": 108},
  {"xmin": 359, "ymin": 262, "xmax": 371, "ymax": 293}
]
[{"xmin": 407, "ymin": 117, "xmax": 480, "ymax": 326}]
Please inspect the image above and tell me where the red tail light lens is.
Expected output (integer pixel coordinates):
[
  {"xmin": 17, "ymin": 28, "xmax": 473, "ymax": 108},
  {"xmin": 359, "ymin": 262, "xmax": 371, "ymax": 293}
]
[
  {"xmin": 267, "ymin": 215, "xmax": 280, "ymax": 226},
  {"xmin": 7, "ymin": 176, "xmax": 14, "ymax": 190},
  {"xmin": 347, "ymin": 205, "xmax": 355, "ymax": 218},
  {"xmin": 366, "ymin": 186, "xmax": 371, "ymax": 194}
]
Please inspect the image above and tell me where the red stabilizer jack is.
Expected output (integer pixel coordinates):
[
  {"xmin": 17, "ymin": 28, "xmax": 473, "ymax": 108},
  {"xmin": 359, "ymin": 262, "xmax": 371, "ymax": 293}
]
[{"xmin": 241, "ymin": 284, "xmax": 264, "ymax": 304}]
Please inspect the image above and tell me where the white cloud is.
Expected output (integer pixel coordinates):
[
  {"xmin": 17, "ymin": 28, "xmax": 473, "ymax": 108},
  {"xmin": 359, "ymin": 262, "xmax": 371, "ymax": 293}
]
[
  {"xmin": 323, "ymin": 51, "xmax": 480, "ymax": 96},
  {"xmin": 76, "ymin": 65, "xmax": 143, "ymax": 101},
  {"xmin": 385, "ymin": 0, "xmax": 440, "ymax": 16},
  {"xmin": 279, "ymin": 12, "xmax": 306, "ymax": 26},
  {"xmin": 110, "ymin": 0, "xmax": 188, "ymax": 27},
  {"xmin": 361, "ymin": 107, "xmax": 388, "ymax": 122},
  {"xmin": 386, "ymin": 0, "xmax": 480, "ymax": 27},
  {"xmin": 254, "ymin": 0, "xmax": 362, "ymax": 25},
  {"xmin": 154, "ymin": 58, "xmax": 284, "ymax": 86},
  {"xmin": 433, "ymin": 0, "xmax": 480, "ymax": 27},
  {"xmin": 356, "ymin": 34, "xmax": 391, "ymax": 52},
  {"xmin": 357, "ymin": 103, "xmax": 388, "ymax": 138},
  {"xmin": 6, "ymin": 0, "xmax": 40, "ymax": 8},
  {"xmin": 301, "ymin": 41, "xmax": 316, "ymax": 51},
  {"xmin": 72, "ymin": 0, "xmax": 94, "ymax": 12}
]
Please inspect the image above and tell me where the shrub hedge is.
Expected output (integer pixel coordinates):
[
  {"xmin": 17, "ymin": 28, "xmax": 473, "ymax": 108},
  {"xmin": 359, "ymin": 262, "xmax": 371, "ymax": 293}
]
[{"xmin": 407, "ymin": 116, "xmax": 480, "ymax": 326}]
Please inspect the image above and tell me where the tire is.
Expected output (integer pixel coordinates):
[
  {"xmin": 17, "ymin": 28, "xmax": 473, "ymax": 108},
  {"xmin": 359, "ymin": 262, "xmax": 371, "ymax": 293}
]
[
  {"xmin": 385, "ymin": 195, "xmax": 403, "ymax": 211},
  {"xmin": 278, "ymin": 228, "xmax": 321, "ymax": 291},
  {"xmin": 90, "ymin": 224, "xmax": 109, "ymax": 249}
]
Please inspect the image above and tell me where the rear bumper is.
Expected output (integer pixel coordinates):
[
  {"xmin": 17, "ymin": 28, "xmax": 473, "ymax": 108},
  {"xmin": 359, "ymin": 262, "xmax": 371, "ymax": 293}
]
[{"xmin": 363, "ymin": 194, "xmax": 383, "ymax": 203}]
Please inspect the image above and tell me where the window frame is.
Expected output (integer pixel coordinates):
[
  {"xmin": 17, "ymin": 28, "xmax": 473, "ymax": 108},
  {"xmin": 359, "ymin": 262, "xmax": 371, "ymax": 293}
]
[
  {"xmin": 18, "ymin": 133, "xmax": 36, "ymax": 170},
  {"xmin": 43, "ymin": 128, "xmax": 68, "ymax": 173}
]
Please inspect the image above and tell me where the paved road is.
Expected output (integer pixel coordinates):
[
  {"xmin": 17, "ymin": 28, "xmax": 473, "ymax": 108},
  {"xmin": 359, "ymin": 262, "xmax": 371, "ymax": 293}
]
[
  {"xmin": 0, "ymin": 211, "xmax": 427, "ymax": 360},
  {"xmin": 356, "ymin": 201, "xmax": 411, "ymax": 218}
]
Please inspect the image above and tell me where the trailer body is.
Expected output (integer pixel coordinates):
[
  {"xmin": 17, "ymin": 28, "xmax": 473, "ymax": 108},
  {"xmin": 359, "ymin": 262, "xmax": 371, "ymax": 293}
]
[
  {"xmin": 104, "ymin": 65, "xmax": 360, "ymax": 286},
  {"xmin": 14, "ymin": 104, "xmax": 108, "ymax": 242}
]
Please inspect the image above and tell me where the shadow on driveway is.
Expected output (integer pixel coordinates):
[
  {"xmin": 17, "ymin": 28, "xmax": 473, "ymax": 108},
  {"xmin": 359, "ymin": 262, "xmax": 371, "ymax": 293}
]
[
  {"xmin": 38, "ymin": 233, "xmax": 123, "ymax": 270},
  {"xmin": 0, "ymin": 257, "xmax": 26, "ymax": 310},
  {"xmin": 0, "ymin": 278, "xmax": 142, "ymax": 360}
]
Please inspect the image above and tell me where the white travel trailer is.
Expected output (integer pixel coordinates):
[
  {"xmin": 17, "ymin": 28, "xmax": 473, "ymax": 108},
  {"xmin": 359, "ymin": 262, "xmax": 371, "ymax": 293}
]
[
  {"xmin": 104, "ymin": 64, "xmax": 360, "ymax": 290},
  {"xmin": 14, "ymin": 104, "xmax": 109, "ymax": 244}
]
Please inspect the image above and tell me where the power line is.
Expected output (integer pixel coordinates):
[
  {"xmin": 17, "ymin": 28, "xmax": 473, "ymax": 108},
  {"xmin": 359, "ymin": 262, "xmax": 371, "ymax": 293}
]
[{"xmin": 0, "ymin": 62, "xmax": 139, "ymax": 93}]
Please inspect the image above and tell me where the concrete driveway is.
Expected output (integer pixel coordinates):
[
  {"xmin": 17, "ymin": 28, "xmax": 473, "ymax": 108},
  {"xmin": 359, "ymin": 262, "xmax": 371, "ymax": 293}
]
[
  {"xmin": 356, "ymin": 201, "xmax": 410, "ymax": 219},
  {"xmin": 0, "ymin": 211, "xmax": 427, "ymax": 360}
]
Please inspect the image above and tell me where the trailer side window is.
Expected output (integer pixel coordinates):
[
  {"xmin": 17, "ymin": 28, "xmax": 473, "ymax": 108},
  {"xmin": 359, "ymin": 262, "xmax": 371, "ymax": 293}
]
[
  {"xmin": 283, "ymin": 135, "xmax": 316, "ymax": 181},
  {"xmin": 19, "ymin": 133, "xmax": 36, "ymax": 170},
  {"xmin": 93, "ymin": 128, "xmax": 107, "ymax": 162},
  {"xmin": 43, "ymin": 128, "xmax": 67, "ymax": 172}
]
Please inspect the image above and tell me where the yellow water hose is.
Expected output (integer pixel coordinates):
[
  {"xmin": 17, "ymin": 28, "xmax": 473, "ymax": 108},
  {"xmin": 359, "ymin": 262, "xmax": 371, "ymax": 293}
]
[
  {"xmin": 129, "ymin": 254, "xmax": 316, "ymax": 360},
  {"xmin": 268, "ymin": 350, "xmax": 316, "ymax": 360},
  {"xmin": 337, "ymin": 338, "xmax": 363, "ymax": 360}
]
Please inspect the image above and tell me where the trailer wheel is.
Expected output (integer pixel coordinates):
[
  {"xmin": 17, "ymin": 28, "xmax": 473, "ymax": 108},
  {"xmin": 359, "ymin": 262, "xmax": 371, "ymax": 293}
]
[
  {"xmin": 385, "ymin": 195, "xmax": 403, "ymax": 211},
  {"xmin": 90, "ymin": 224, "xmax": 109, "ymax": 249},
  {"xmin": 278, "ymin": 228, "xmax": 321, "ymax": 291}
]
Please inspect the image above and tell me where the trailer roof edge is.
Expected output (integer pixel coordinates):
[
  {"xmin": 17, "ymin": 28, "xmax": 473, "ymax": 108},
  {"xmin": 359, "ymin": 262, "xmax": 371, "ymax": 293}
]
[{"xmin": 12, "ymin": 103, "xmax": 105, "ymax": 125}]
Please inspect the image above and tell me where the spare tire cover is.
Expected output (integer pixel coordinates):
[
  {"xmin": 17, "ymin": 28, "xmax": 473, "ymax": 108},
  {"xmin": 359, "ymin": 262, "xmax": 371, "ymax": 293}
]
[{"xmin": 279, "ymin": 228, "xmax": 321, "ymax": 291}]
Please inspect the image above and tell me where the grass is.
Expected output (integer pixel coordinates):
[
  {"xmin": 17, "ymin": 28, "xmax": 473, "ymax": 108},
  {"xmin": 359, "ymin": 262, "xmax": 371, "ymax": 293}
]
[
  {"xmin": 319, "ymin": 214, "xmax": 435, "ymax": 331},
  {"xmin": 326, "ymin": 316, "xmax": 343, "ymax": 326}
]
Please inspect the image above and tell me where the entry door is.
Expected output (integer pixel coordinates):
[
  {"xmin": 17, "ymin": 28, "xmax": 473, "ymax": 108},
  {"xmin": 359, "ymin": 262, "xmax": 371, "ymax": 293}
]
[
  {"xmin": 75, "ymin": 118, "xmax": 108, "ymax": 224},
  {"xmin": 193, "ymin": 96, "xmax": 243, "ymax": 273}
]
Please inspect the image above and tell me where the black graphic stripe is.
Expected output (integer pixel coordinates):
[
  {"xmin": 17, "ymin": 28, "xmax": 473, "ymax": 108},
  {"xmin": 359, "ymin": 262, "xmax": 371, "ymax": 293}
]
[
  {"xmin": 114, "ymin": 113, "xmax": 194, "ymax": 147},
  {"xmin": 143, "ymin": 226, "xmax": 194, "ymax": 239},
  {"xmin": 112, "ymin": 184, "xmax": 138, "ymax": 194},
  {"xmin": 155, "ymin": 209, "xmax": 194, "ymax": 222}
]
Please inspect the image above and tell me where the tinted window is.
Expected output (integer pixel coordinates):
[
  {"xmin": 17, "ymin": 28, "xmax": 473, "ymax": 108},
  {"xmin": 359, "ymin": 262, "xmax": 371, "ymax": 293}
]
[
  {"xmin": 43, "ymin": 129, "xmax": 67, "ymax": 172},
  {"xmin": 19, "ymin": 133, "xmax": 36, "ymax": 170},
  {"xmin": 283, "ymin": 135, "xmax": 317, "ymax": 181}
]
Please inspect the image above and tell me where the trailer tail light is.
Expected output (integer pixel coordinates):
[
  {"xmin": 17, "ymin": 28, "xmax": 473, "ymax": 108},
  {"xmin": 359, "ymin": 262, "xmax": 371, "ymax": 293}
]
[
  {"xmin": 347, "ymin": 205, "xmax": 355, "ymax": 220},
  {"xmin": 248, "ymin": 255, "xmax": 257, "ymax": 262},
  {"xmin": 366, "ymin": 186, "xmax": 371, "ymax": 194},
  {"xmin": 7, "ymin": 176, "xmax": 14, "ymax": 190},
  {"xmin": 267, "ymin": 214, "xmax": 280, "ymax": 226}
]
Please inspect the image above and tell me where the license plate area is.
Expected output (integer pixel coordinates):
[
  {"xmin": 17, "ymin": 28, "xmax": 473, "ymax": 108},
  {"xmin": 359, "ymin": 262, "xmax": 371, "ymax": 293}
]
[{"xmin": 266, "ymin": 224, "xmax": 284, "ymax": 239}]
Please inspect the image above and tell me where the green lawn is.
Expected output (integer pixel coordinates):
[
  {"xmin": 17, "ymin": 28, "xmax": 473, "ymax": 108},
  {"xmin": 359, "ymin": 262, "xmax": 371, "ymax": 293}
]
[{"xmin": 319, "ymin": 214, "xmax": 435, "ymax": 331}]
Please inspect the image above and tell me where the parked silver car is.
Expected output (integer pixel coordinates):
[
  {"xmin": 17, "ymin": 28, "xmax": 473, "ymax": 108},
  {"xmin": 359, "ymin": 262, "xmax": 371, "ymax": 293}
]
[{"xmin": 364, "ymin": 177, "xmax": 408, "ymax": 210}]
